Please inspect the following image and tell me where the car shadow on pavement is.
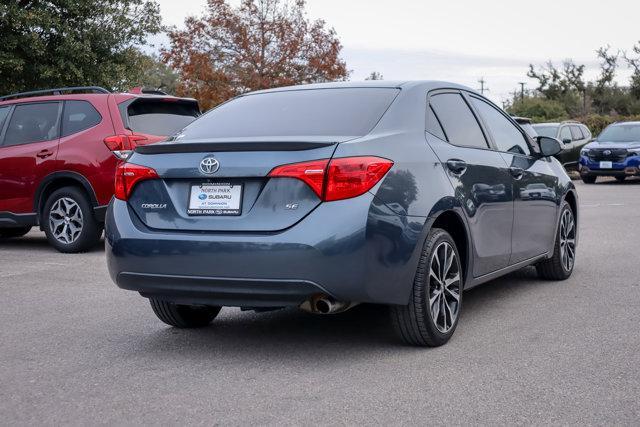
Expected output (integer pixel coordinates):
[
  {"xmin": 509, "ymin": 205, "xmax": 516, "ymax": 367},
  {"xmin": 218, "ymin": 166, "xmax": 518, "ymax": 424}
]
[
  {"xmin": 132, "ymin": 266, "xmax": 555, "ymax": 359},
  {"xmin": 0, "ymin": 233, "xmax": 105, "ymax": 253}
]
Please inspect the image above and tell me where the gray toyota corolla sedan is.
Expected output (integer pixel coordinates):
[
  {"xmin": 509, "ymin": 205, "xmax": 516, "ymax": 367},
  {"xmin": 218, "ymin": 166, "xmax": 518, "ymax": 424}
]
[{"xmin": 105, "ymin": 81, "xmax": 578, "ymax": 346}]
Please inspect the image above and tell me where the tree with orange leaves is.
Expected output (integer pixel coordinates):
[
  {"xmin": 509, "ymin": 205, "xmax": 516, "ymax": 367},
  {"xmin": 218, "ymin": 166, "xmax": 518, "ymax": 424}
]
[{"xmin": 162, "ymin": 0, "xmax": 349, "ymax": 110}]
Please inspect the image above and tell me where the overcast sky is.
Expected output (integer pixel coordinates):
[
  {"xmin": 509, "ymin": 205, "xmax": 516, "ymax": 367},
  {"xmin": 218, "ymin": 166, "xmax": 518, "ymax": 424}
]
[{"xmin": 153, "ymin": 0, "xmax": 639, "ymax": 105}]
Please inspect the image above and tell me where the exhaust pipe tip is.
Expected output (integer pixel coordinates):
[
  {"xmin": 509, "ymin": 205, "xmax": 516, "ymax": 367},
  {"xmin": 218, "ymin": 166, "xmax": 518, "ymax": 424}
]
[{"xmin": 314, "ymin": 298, "xmax": 332, "ymax": 314}]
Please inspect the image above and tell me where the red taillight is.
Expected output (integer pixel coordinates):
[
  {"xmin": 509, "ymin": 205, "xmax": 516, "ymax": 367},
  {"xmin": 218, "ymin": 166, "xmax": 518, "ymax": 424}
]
[
  {"xmin": 268, "ymin": 159, "xmax": 329, "ymax": 198},
  {"xmin": 324, "ymin": 156, "xmax": 394, "ymax": 201},
  {"xmin": 114, "ymin": 163, "xmax": 159, "ymax": 201},
  {"xmin": 268, "ymin": 156, "xmax": 393, "ymax": 202},
  {"xmin": 104, "ymin": 134, "xmax": 148, "ymax": 160}
]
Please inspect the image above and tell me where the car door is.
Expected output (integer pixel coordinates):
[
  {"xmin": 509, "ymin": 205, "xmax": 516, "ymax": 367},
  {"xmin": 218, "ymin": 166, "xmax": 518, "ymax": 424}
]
[
  {"xmin": 468, "ymin": 95, "xmax": 559, "ymax": 264},
  {"xmin": 0, "ymin": 102, "xmax": 62, "ymax": 214},
  {"xmin": 426, "ymin": 91, "xmax": 514, "ymax": 277}
]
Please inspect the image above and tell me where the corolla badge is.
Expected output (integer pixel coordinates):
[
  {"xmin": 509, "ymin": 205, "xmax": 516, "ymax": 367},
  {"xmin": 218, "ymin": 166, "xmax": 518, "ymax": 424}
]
[{"xmin": 199, "ymin": 156, "xmax": 220, "ymax": 175}]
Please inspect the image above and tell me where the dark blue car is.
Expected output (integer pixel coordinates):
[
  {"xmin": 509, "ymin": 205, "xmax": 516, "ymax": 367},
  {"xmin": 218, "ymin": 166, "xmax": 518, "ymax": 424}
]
[
  {"xmin": 105, "ymin": 81, "xmax": 578, "ymax": 346},
  {"xmin": 579, "ymin": 121, "xmax": 640, "ymax": 183}
]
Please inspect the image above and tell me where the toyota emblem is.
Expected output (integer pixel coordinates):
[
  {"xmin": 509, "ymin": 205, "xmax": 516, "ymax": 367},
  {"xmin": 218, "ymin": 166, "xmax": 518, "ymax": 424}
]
[{"xmin": 199, "ymin": 156, "xmax": 220, "ymax": 175}]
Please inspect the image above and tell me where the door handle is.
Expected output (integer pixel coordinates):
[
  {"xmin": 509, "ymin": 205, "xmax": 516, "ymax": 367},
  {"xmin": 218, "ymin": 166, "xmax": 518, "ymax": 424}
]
[
  {"xmin": 509, "ymin": 167, "xmax": 524, "ymax": 179},
  {"xmin": 36, "ymin": 149, "xmax": 53, "ymax": 159},
  {"xmin": 446, "ymin": 159, "xmax": 467, "ymax": 175}
]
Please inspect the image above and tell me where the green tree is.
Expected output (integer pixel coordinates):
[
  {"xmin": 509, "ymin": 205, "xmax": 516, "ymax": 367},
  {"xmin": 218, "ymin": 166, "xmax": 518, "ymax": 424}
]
[
  {"xmin": 624, "ymin": 41, "xmax": 640, "ymax": 99},
  {"xmin": 365, "ymin": 71, "xmax": 383, "ymax": 80},
  {"xmin": 0, "ymin": 0, "xmax": 162, "ymax": 95},
  {"xmin": 506, "ymin": 97, "xmax": 567, "ymax": 123},
  {"xmin": 138, "ymin": 54, "xmax": 179, "ymax": 95}
]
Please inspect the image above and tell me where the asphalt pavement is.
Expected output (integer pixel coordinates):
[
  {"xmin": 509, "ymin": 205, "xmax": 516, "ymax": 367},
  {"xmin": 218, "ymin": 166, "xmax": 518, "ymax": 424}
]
[{"xmin": 1, "ymin": 177, "xmax": 639, "ymax": 425}]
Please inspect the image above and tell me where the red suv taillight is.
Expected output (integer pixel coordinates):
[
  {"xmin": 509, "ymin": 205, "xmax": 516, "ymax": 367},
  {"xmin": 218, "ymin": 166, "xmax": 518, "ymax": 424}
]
[
  {"xmin": 104, "ymin": 134, "xmax": 148, "ymax": 160},
  {"xmin": 114, "ymin": 163, "xmax": 159, "ymax": 201},
  {"xmin": 268, "ymin": 156, "xmax": 393, "ymax": 201}
]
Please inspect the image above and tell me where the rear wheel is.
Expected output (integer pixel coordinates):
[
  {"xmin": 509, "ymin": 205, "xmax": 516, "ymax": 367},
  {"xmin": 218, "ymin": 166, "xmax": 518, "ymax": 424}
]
[
  {"xmin": 42, "ymin": 186, "xmax": 102, "ymax": 253},
  {"xmin": 615, "ymin": 176, "xmax": 626, "ymax": 182},
  {"xmin": 150, "ymin": 298, "xmax": 221, "ymax": 328},
  {"xmin": 581, "ymin": 175, "xmax": 596, "ymax": 184},
  {"xmin": 0, "ymin": 226, "xmax": 31, "ymax": 238},
  {"xmin": 536, "ymin": 201, "xmax": 576, "ymax": 280},
  {"xmin": 391, "ymin": 228, "xmax": 463, "ymax": 347}
]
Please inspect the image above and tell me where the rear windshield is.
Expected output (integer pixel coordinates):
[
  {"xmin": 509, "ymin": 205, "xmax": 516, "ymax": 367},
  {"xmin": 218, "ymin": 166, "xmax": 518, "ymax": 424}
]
[
  {"xmin": 126, "ymin": 99, "xmax": 199, "ymax": 136},
  {"xmin": 532, "ymin": 125, "xmax": 558, "ymax": 138},
  {"xmin": 597, "ymin": 124, "xmax": 640, "ymax": 143},
  {"xmin": 175, "ymin": 88, "xmax": 400, "ymax": 140}
]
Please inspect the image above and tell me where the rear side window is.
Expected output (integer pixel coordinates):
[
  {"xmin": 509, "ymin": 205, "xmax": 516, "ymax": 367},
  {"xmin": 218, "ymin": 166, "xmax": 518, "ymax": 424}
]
[
  {"xmin": 570, "ymin": 125, "xmax": 583, "ymax": 140},
  {"xmin": 126, "ymin": 99, "xmax": 200, "ymax": 136},
  {"xmin": 429, "ymin": 93, "xmax": 488, "ymax": 149},
  {"xmin": 580, "ymin": 125, "xmax": 591, "ymax": 139},
  {"xmin": 62, "ymin": 101, "xmax": 101, "ymax": 137},
  {"xmin": 176, "ymin": 88, "xmax": 399, "ymax": 140},
  {"xmin": 426, "ymin": 105, "xmax": 447, "ymax": 140},
  {"xmin": 0, "ymin": 106, "xmax": 10, "ymax": 132},
  {"xmin": 470, "ymin": 97, "xmax": 530, "ymax": 155},
  {"xmin": 4, "ymin": 103, "xmax": 60, "ymax": 146}
]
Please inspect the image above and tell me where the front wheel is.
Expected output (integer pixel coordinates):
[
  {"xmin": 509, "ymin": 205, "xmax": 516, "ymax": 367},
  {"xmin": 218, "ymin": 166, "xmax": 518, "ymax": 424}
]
[
  {"xmin": 42, "ymin": 186, "xmax": 102, "ymax": 253},
  {"xmin": 150, "ymin": 299, "xmax": 221, "ymax": 328},
  {"xmin": 0, "ymin": 226, "xmax": 31, "ymax": 238},
  {"xmin": 536, "ymin": 201, "xmax": 576, "ymax": 280},
  {"xmin": 391, "ymin": 228, "xmax": 463, "ymax": 347}
]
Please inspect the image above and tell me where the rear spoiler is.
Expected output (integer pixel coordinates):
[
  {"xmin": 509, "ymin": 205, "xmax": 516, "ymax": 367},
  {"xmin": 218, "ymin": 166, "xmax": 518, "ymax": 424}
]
[{"xmin": 135, "ymin": 139, "xmax": 338, "ymax": 154}]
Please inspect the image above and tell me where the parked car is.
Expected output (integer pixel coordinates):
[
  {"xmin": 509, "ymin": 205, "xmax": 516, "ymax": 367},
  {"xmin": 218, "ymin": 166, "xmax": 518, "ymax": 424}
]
[
  {"xmin": 512, "ymin": 116, "xmax": 538, "ymax": 139},
  {"xmin": 0, "ymin": 86, "xmax": 200, "ymax": 252},
  {"xmin": 532, "ymin": 121, "xmax": 592, "ymax": 168},
  {"xmin": 105, "ymin": 81, "xmax": 578, "ymax": 347},
  {"xmin": 578, "ymin": 121, "xmax": 640, "ymax": 183}
]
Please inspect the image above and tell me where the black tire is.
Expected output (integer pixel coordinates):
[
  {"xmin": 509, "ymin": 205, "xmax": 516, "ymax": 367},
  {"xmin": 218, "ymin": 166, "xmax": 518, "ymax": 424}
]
[
  {"xmin": 0, "ymin": 226, "xmax": 31, "ymax": 238},
  {"xmin": 615, "ymin": 176, "xmax": 626, "ymax": 182},
  {"xmin": 536, "ymin": 201, "xmax": 576, "ymax": 280},
  {"xmin": 581, "ymin": 175, "xmax": 596, "ymax": 184},
  {"xmin": 150, "ymin": 298, "xmax": 221, "ymax": 328},
  {"xmin": 42, "ymin": 186, "xmax": 102, "ymax": 253},
  {"xmin": 391, "ymin": 228, "xmax": 463, "ymax": 347}
]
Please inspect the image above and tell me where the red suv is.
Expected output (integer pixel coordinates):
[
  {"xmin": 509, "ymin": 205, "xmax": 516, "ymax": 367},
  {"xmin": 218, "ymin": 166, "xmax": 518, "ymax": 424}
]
[{"xmin": 0, "ymin": 86, "xmax": 200, "ymax": 252}]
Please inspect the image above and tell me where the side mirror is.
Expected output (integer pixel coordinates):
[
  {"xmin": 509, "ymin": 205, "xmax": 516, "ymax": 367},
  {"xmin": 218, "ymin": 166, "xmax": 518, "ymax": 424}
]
[
  {"xmin": 562, "ymin": 138, "xmax": 572, "ymax": 144},
  {"xmin": 537, "ymin": 136, "xmax": 563, "ymax": 157}
]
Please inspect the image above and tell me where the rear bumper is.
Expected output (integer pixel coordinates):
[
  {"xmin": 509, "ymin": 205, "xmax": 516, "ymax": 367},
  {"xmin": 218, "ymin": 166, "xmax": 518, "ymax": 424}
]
[
  {"xmin": 117, "ymin": 272, "xmax": 327, "ymax": 307},
  {"xmin": 105, "ymin": 196, "xmax": 426, "ymax": 307}
]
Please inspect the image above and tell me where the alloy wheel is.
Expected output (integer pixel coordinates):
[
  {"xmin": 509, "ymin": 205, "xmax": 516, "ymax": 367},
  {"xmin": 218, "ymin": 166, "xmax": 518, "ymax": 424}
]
[
  {"xmin": 559, "ymin": 209, "xmax": 576, "ymax": 272},
  {"xmin": 428, "ymin": 241, "xmax": 461, "ymax": 333},
  {"xmin": 49, "ymin": 197, "xmax": 83, "ymax": 244}
]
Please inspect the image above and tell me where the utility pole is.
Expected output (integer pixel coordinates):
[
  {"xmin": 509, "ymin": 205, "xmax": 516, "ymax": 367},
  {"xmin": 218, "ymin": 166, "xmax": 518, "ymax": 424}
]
[
  {"xmin": 478, "ymin": 77, "xmax": 489, "ymax": 95},
  {"xmin": 518, "ymin": 82, "xmax": 526, "ymax": 102}
]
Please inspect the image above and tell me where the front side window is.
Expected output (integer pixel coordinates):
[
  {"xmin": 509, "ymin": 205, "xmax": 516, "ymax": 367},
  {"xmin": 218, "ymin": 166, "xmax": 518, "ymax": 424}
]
[
  {"xmin": 570, "ymin": 125, "xmax": 583, "ymax": 141},
  {"xmin": 4, "ymin": 103, "xmax": 60, "ymax": 146},
  {"xmin": 559, "ymin": 126, "xmax": 572, "ymax": 142},
  {"xmin": 470, "ymin": 97, "xmax": 530, "ymax": 155},
  {"xmin": 429, "ymin": 93, "xmax": 488, "ymax": 149},
  {"xmin": 62, "ymin": 101, "xmax": 102, "ymax": 137}
]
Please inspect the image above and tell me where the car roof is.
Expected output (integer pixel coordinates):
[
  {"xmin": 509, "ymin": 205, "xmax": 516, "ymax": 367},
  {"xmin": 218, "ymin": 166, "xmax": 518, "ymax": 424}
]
[
  {"xmin": 0, "ymin": 91, "xmax": 196, "ymax": 106},
  {"xmin": 610, "ymin": 121, "xmax": 640, "ymax": 126},
  {"xmin": 249, "ymin": 80, "xmax": 475, "ymax": 95}
]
